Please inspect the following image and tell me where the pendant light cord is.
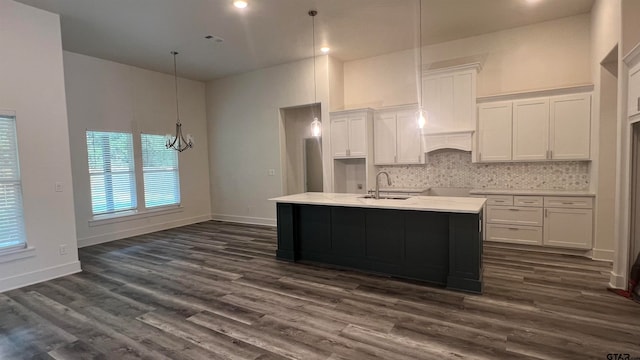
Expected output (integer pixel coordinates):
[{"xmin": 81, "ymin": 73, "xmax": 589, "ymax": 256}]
[
  {"xmin": 418, "ymin": 0, "xmax": 423, "ymax": 109},
  {"xmin": 173, "ymin": 51, "xmax": 181, "ymax": 125},
  {"xmin": 311, "ymin": 11, "xmax": 317, "ymax": 105}
]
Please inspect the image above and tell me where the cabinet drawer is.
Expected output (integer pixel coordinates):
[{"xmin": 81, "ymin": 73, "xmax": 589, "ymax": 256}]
[
  {"xmin": 487, "ymin": 224, "xmax": 542, "ymax": 245},
  {"xmin": 487, "ymin": 206, "xmax": 543, "ymax": 226},
  {"xmin": 514, "ymin": 196, "xmax": 543, "ymax": 207},
  {"xmin": 543, "ymin": 196, "xmax": 593, "ymax": 209},
  {"xmin": 485, "ymin": 195, "xmax": 513, "ymax": 206}
]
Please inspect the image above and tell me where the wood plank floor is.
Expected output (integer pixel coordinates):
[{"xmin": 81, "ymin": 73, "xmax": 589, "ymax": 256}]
[{"xmin": 2, "ymin": 220, "xmax": 639, "ymax": 359}]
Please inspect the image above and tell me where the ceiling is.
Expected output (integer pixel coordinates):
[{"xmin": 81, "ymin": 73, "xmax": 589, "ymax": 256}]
[{"xmin": 16, "ymin": 0, "xmax": 595, "ymax": 81}]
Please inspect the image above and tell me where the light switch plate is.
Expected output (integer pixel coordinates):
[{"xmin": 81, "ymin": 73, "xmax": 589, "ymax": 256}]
[
  {"xmin": 267, "ymin": 169, "xmax": 275, "ymax": 176},
  {"xmin": 55, "ymin": 182, "xmax": 63, "ymax": 192}
]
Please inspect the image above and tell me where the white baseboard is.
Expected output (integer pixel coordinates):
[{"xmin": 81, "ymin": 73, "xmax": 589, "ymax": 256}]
[
  {"xmin": 0, "ymin": 261, "xmax": 81, "ymax": 293},
  {"xmin": 485, "ymin": 241, "xmax": 593, "ymax": 258},
  {"xmin": 211, "ymin": 213, "xmax": 276, "ymax": 227},
  {"xmin": 592, "ymin": 248, "xmax": 615, "ymax": 261},
  {"xmin": 78, "ymin": 214, "xmax": 212, "ymax": 248},
  {"xmin": 609, "ymin": 271, "xmax": 627, "ymax": 289}
]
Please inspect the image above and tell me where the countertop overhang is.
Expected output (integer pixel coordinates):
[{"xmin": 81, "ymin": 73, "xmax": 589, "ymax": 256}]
[{"xmin": 269, "ymin": 192, "xmax": 485, "ymax": 214}]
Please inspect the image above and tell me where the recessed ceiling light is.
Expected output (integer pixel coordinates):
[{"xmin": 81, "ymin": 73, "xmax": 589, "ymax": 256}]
[
  {"xmin": 320, "ymin": 47, "xmax": 330, "ymax": 53},
  {"xmin": 525, "ymin": 0, "xmax": 542, "ymax": 4},
  {"xmin": 233, "ymin": 0, "xmax": 248, "ymax": 9}
]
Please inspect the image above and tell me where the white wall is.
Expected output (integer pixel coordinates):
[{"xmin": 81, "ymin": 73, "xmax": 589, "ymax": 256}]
[
  {"xmin": 206, "ymin": 56, "xmax": 330, "ymax": 225},
  {"xmin": 590, "ymin": 0, "xmax": 621, "ymax": 264},
  {"xmin": 622, "ymin": 0, "xmax": 640, "ymax": 57},
  {"xmin": 344, "ymin": 14, "xmax": 592, "ymax": 108},
  {"xmin": 0, "ymin": 0, "xmax": 80, "ymax": 291},
  {"xmin": 64, "ymin": 52, "xmax": 211, "ymax": 247}
]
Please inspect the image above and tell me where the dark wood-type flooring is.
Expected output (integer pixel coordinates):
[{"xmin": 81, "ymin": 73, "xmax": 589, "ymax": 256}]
[{"xmin": 1, "ymin": 220, "xmax": 639, "ymax": 359}]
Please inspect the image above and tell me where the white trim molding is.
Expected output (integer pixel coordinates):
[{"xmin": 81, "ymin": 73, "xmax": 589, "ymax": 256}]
[
  {"xmin": 211, "ymin": 213, "xmax": 276, "ymax": 227},
  {"xmin": 0, "ymin": 246, "xmax": 36, "ymax": 264},
  {"xmin": 592, "ymin": 248, "xmax": 615, "ymax": 262},
  {"xmin": 0, "ymin": 261, "xmax": 81, "ymax": 293},
  {"xmin": 79, "ymin": 214, "xmax": 211, "ymax": 248}
]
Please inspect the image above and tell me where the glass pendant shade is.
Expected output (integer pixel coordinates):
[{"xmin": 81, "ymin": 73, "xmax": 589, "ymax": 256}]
[
  {"xmin": 417, "ymin": 108, "xmax": 427, "ymax": 129},
  {"xmin": 311, "ymin": 117, "xmax": 321, "ymax": 137}
]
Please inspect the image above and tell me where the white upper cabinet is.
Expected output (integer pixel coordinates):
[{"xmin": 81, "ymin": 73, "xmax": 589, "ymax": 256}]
[
  {"xmin": 550, "ymin": 94, "xmax": 591, "ymax": 160},
  {"xmin": 477, "ymin": 91, "xmax": 592, "ymax": 163},
  {"xmin": 422, "ymin": 65, "xmax": 478, "ymax": 134},
  {"xmin": 330, "ymin": 116, "xmax": 349, "ymax": 157},
  {"xmin": 373, "ymin": 112, "xmax": 397, "ymax": 164},
  {"xmin": 348, "ymin": 114, "xmax": 367, "ymax": 157},
  {"xmin": 374, "ymin": 106, "xmax": 421, "ymax": 165},
  {"xmin": 513, "ymin": 98, "xmax": 549, "ymax": 161},
  {"xmin": 396, "ymin": 110, "xmax": 422, "ymax": 163},
  {"xmin": 478, "ymin": 102, "xmax": 513, "ymax": 162},
  {"xmin": 330, "ymin": 110, "xmax": 371, "ymax": 158}
]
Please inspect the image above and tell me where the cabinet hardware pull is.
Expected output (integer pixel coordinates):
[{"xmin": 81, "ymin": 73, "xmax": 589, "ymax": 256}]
[
  {"xmin": 549, "ymin": 150, "xmax": 553, "ymax": 159},
  {"xmin": 479, "ymin": 152, "xmax": 482, "ymax": 161},
  {"xmin": 509, "ymin": 208, "xmax": 520, "ymax": 211},
  {"xmin": 562, "ymin": 202, "xmax": 573, "ymax": 205},
  {"xmin": 394, "ymin": 155, "xmax": 397, "ymax": 163},
  {"xmin": 523, "ymin": 201, "xmax": 534, "ymax": 203},
  {"xmin": 637, "ymin": 97, "xmax": 640, "ymax": 112},
  {"xmin": 546, "ymin": 150, "xmax": 549, "ymax": 159},
  {"xmin": 495, "ymin": 200, "xmax": 504, "ymax": 203},
  {"xmin": 508, "ymin": 228, "xmax": 518, "ymax": 231},
  {"xmin": 545, "ymin": 209, "xmax": 548, "ymax": 217}
]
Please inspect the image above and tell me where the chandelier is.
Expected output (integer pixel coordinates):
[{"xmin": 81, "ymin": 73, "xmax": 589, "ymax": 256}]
[{"xmin": 166, "ymin": 51, "xmax": 193, "ymax": 152}]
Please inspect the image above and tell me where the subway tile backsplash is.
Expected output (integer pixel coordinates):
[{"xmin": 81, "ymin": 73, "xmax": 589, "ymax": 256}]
[{"xmin": 377, "ymin": 150, "xmax": 590, "ymax": 190}]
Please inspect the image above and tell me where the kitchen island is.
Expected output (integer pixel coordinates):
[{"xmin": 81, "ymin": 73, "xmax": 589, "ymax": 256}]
[{"xmin": 270, "ymin": 192, "xmax": 486, "ymax": 293}]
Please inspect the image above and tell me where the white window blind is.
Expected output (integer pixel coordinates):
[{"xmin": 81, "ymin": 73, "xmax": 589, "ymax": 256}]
[
  {"xmin": 141, "ymin": 134, "xmax": 180, "ymax": 208},
  {"xmin": 0, "ymin": 114, "xmax": 26, "ymax": 251},
  {"xmin": 86, "ymin": 131, "xmax": 137, "ymax": 215}
]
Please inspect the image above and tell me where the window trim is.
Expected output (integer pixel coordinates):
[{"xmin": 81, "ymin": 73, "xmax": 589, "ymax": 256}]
[
  {"xmin": 88, "ymin": 204, "xmax": 183, "ymax": 227},
  {"xmin": 0, "ymin": 110, "xmax": 28, "ymax": 255},
  {"xmin": 140, "ymin": 133, "xmax": 181, "ymax": 209},
  {"xmin": 85, "ymin": 130, "xmax": 138, "ymax": 216}
]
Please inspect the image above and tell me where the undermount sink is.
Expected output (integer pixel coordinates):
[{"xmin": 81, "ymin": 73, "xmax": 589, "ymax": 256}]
[{"xmin": 361, "ymin": 195, "xmax": 411, "ymax": 200}]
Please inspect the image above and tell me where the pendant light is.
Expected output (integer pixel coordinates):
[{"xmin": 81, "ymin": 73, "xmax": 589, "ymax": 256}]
[
  {"xmin": 416, "ymin": 0, "xmax": 428, "ymax": 129},
  {"xmin": 309, "ymin": 10, "xmax": 322, "ymax": 138},
  {"xmin": 166, "ymin": 51, "xmax": 193, "ymax": 152}
]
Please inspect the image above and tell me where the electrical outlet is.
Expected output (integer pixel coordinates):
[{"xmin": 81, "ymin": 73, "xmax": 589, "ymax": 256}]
[
  {"xmin": 357, "ymin": 184, "xmax": 363, "ymax": 190},
  {"xmin": 55, "ymin": 182, "xmax": 63, "ymax": 192},
  {"xmin": 59, "ymin": 244, "xmax": 68, "ymax": 255},
  {"xmin": 267, "ymin": 169, "xmax": 275, "ymax": 176}
]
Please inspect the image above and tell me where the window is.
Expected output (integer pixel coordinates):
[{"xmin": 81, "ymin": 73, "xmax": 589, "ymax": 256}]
[
  {"xmin": 0, "ymin": 113, "xmax": 26, "ymax": 251},
  {"xmin": 86, "ymin": 131, "xmax": 136, "ymax": 215},
  {"xmin": 141, "ymin": 134, "xmax": 180, "ymax": 208}
]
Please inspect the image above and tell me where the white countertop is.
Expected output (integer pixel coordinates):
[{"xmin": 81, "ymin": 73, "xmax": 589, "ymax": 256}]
[
  {"xmin": 270, "ymin": 192, "xmax": 485, "ymax": 214},
  {"xmin": 469, "ymin": 188, "xmax": 595, "ymax": 197}
]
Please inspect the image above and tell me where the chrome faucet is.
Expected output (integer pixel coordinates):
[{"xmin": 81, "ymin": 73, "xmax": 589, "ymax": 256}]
[{"xmin": 375, "ymin": 171, "xmax": 391, "ymax": 199}]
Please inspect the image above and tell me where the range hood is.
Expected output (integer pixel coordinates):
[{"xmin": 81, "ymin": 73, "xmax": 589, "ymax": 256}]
[{"xmin": 421, "ymin": 130, "xmax": 474, "ymax": 153}]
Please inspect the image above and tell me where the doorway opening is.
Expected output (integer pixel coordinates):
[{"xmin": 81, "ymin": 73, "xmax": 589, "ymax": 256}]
[
  {"xmin": 630, "ymin": 122, "xmax": 640, "ymax": 272},
  {"xmin": 280, "ymin": 104, "xmax": 323, "ymax": 195}
]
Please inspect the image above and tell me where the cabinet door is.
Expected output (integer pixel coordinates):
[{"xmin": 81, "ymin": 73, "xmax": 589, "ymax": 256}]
[
  {"xmin": 513, "ymin": 98, "xmax": 549, "ymax": 161},
  {"xmin": 543, "ymin": 208, "xmax": 593, "ymax": 249},
  {"xmin": 423, "ymin": 76, "xmax": 441, "ymax": 132},
  {"xmin": 374, "ymin": 112, "xmax": 397, "ymax": 164},
  {"xmin": 348, "ymin": 114, "xmax": 367, "ymax": 157},
  {"xmin": 453, "ymin": 71, "xmax": 474, "ymax": 131},
  {"xmin": 396, "ymin": 110, "xmax": 422, "ymax": 164},
  {"xmin": 628, "ymin": 63, "xmax": 640, "ymax": 118},
  {"xmin": 550, "ymin": 94, "xmax": 591, "ymax": 160},
  {"xmin": 330, "ymin": 116, "xmax": 349, "ymax": 157},
  {"xmin": 478, "ymin": 102, "xmax": 512, "ymax": 162}
]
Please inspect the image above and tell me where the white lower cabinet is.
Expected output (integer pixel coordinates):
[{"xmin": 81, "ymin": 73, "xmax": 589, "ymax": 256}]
[
  {"xmin": 487, "ymin": 224, "xmax": 542, "ymax": 245},
  {"xmin": 543, "ymin": 207, "xmax": 593, "ymax": 250},
  {"xmin": 484, "ymin": 194, "xmax": 594, "ymax": 250}
]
